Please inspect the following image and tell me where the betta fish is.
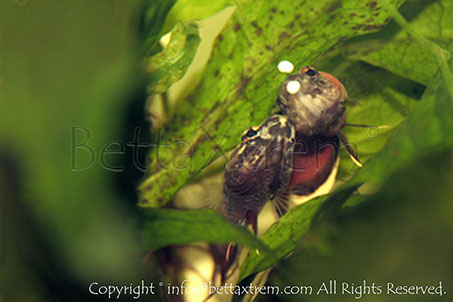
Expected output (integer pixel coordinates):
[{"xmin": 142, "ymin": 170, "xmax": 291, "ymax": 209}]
[{"xmin": 277, "ymin": 66, "xmax": 362, "ymax": 196}]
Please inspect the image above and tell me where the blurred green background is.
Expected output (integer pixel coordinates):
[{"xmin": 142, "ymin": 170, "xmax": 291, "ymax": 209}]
[{"xmin": 0, "ymin": 1, "xmax": 156, "ymax": 301}]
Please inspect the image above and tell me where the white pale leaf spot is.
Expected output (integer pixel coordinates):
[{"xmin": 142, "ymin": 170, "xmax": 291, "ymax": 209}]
[{"xmin": 277, "ymin": 60, "xmax": 294, "ymax": 73}]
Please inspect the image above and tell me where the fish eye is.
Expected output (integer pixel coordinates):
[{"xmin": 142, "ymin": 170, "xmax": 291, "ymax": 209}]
[
  {"xmin": 305, "ymin": 67, "xmax": 317, "ymax": 77},
  {"xmin": 242, "ymin": 128, "xmax": 258, "ymax": 141},
  {"xmin": 245, "ymin": 128, "xmax": 258, "ymax": 137}
]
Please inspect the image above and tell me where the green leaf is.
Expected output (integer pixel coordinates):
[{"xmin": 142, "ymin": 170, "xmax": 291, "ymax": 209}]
[
  {"xmin": 146, "ymin": 22, "xmax": 201, "ymax": 94},
  {"xmin": 347, "ymin": 64, "xmax": 453, "ymax": 189},
  {"xmin": 343, "ymin": 0, "xmax": 453, "ymax": 85},
  {"xmin": 163, "ymin": 0, "xmax": 233, "ymax": 33},
  {"xmin": 271, "ymin": 151, "xmax": 453, "ymax": 300},
  {"xmin": 239, "ymin": 184, "xmax": 360, "ymax": 280},
  {"xmin": 140, "ymin": 208, "xmax": 273, "ymax": 256},
  {"xmin": 139, "ymin": 0, "xmax": 406, "ymax": 207},
  {"xmin": 142, "ymin": 0, "xmax": 177, "ymax": 54}
]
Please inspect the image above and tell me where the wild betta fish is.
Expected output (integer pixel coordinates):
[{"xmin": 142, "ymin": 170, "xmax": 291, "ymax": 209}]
[
  {"xmin": 220, "ymin": 114, "xmax": 295, "ymax": 278},
  {"xmin": 277, "ymin": 66, "xmax": 361, "ymax": 196},
  {"xmin": 222, "ymin": 114, "xmax": 296, "ymax": 231},
  {"xmin": 218, "ymin": 66, "xmax": 359, "ymax": 280},
  {"xmin": 222, "ymin": 66, "xmax": 354, "ymax": 229}
]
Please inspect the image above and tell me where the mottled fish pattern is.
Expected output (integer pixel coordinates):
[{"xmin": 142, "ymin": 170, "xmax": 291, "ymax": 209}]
[
  {"xmin": 219, "ymin": 66, "xmax": 354, "ymax": 280},
  {"xmin": 223, "ymin": 114, "xmax": 295, "ymax": 231}
]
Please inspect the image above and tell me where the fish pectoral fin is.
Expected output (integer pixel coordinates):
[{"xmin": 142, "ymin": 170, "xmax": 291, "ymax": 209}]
[
  {"xmin": 220, "ymin": 240, "xmax": 244, "ymax": 284},
  {"xmin": 337, "ymin": 130, "xmax": 363, "ymax": 167},
  {"xmin": 271, "ymin": 191, "xmax": 290, "ymax": 217},
  {"xmin": 245, "ymin": 211, "xmax": 258, "ymax": 235}
]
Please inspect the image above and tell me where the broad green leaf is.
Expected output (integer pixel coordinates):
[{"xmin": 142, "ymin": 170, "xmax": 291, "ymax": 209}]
[
  {"xmin": 163, "ymin": 0, "xmax": 233, "ymax": 33},
  {"xmin": 140, "ymin": 208, "xmax": 272, "ymax": 256},
  {"xmin": 239, "ymin": 57, "xmax": 453, "ymax": 281},
  {"xmin": 238, "ymin": 185, "xmax": 360, "ymax": 280},
  {"xmin": 347, "ymin": 64, "xmax": 453, "ymax": 189},
  {"xmin": 139, "ymin": 0, "xmax": 406, "ymax": 207},
  {"xmin": 146, "ymin": 22, "xmax": 201, "ymax": 94},
  {"xmin": 343, "ymin": 0, "xmax": 453, "ymax": 85},
  {"xmin": 271, "ymin": 151, "xmax": 453, "ymax": 302}
]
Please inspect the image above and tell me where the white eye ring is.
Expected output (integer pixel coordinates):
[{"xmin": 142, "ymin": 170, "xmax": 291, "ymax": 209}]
[{"xmin": 286, "ymin": 80, "xmax": 301, "ymax": 94}]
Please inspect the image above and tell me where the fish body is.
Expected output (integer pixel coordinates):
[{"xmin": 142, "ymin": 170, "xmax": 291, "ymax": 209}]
[
  {"xmin": 277, "ymin": 66, "xmax": 348, "ymax": 196},
  {"xmin": 219, "ymin": 66, "xmax": 352, "ymax": 281},
  {"xmin": 223, "ymin": 114, "xmax": 296, "ymax": 229},
  {"xmin": 220, "ymin": 114, "xmax": 295, "ymax": 280}
]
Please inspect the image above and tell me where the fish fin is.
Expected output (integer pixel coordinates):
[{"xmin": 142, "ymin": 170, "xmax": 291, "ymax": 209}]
[
  {"xmin": 343, "ymin": 123, "xmax": 376, "ymax": 128},
  {"xmin": 221, "ymin": 242, "xmax": 240, "ymax": 283},
  {"xmin": 337, "ymin": 130, "xmax": 363, "ymax": 167},
  {"xmin": 220, "ymin": 215, "xmax": 248, "ymax": 282},
  {"xmin": 225, "ymin": 242, "xmax": 237, "ymax": 265},
  {"xmin": 271, "ymin": 191, "xmax": 290, "ymax": 217},
  {"xmin": 245, "ymin": 211, "xmax": 258, "ymax": 235}
]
